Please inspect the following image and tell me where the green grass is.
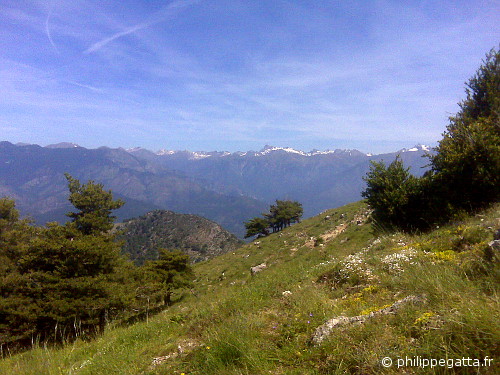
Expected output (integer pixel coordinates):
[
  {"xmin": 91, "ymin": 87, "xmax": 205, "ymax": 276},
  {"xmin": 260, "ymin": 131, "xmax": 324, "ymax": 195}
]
[{"xmin": 1, "ymin": 201, "xmax": 499, "ymax": 374}]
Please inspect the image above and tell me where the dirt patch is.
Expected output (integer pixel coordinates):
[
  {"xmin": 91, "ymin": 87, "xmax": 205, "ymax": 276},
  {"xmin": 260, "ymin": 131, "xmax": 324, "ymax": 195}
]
[{"xmin": 321, "ymin": 223, "xmax": 349, "ymax": 242}]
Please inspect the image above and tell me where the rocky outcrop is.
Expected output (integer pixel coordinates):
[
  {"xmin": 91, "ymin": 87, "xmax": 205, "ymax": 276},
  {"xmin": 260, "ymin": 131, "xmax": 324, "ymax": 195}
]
[
  {"xmin": 310, "ymin": 295, "xmax": 426, "ymax": 345},
  {"xmin": 250, "ymin": 262, "xmax": 267, "ymax": 275}
]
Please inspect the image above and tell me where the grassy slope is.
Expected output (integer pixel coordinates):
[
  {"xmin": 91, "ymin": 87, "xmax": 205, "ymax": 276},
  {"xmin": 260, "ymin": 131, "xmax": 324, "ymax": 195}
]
[{"xmin": 1, "ymin": 201, "xmax": 499, "ymax": 374}]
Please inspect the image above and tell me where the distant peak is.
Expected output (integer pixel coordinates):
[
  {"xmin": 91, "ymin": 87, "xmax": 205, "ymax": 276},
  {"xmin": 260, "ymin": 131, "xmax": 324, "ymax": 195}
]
[
  {"xmin": 126, "ymin": 147, "xmax": 145, "ymax": 153},
  {"xmin": 401, "ymin": 144, "xmax": 431, "ymax": 152},
  {"xmin": 155, "ymin": 149, "xmax": 227, "ymax": 159},
  {"xmin": 45, "ymin": 142, "xmax": 81, "ymax": 149},
  {"xmin": 156, "ymin": 149, "xmax": 176, "ymax": 156},
  {"xmin": 257, "ymin": 145, "xmax": 308, "ymax": 156},
  {"xmin": 150, "ymin": 145, "xmax": 365, "ymax": 158}
]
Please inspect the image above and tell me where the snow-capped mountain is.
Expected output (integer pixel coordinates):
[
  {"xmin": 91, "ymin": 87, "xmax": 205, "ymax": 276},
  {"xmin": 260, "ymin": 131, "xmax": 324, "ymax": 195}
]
[
  {"xmin": 400, "ymin": 144, "xmax": 431, "ymax": 153},
  {"xmin": 126, "ymin": 144, "xmax": 431, "ymax": 219},
  {"xmin": 142, "ymin": 145, "xmax": 369, "ymax": 159},
  {"xmin": 45, "ymin": 142, "xmax": 82, "ymax": 149}
]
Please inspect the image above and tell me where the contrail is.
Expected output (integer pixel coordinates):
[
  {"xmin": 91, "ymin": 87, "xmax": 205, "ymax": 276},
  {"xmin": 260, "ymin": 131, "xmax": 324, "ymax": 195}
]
[
  {"xmin": 84, "ymin": 0, "xmax": 199, "ymax": 54},
  {"xmin": 84, "ymin": 22, "xmax": 151, "ymax": 54},
  {"xmin": 66, "ymin": 80, "xmax": 103, "ymax": 93},
  {"xmin": 45, "ymin": 3, "xmax": 60, "ymax": 54}
]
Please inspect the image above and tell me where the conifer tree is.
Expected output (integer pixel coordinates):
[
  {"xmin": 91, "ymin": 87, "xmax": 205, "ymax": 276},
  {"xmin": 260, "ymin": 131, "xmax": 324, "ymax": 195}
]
[
  {"xmin": 65, "ymin": 173, "xmax": 124, "ymax": 235},
  {"xmin": 244, "ymin": 217, "xmax": 270, "ymax": 238},
  {"xmin": 362, "ymin": 47, "xmax": 499, "ymax": 231},
  {"xmin": 244, "ymin": 200, "xmax": 303, "ymax": 237},
  {"xmin": 0, "ymin": 178, "xmax": 131, "ymax": 347},
  {"xmin": 430, "ymin": 47, "xmax": 500, "ymax": 211},
  {"xmin": 0, "ymin": 198, "xmax": 36, "ymax": 346},
  {"xmin": 143, "ymin": 249, "xmax": 194, "ymax": 305}
]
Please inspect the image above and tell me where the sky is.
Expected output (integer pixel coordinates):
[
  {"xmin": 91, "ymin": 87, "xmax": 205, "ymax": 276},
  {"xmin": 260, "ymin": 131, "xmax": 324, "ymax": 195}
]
[{"xmin": 1, "ymin": 0, "xmax": 499, "ymax": 154}]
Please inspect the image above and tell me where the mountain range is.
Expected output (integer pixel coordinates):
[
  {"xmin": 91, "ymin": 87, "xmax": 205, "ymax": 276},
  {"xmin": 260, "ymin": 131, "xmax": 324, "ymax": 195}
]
[
  {"xmin": 0, "ymin": 141, "xmax": 431, "ymax": 237},
  {"xmin": 126, "ymin": 144, "xmax": 431, "ymax": 218}
]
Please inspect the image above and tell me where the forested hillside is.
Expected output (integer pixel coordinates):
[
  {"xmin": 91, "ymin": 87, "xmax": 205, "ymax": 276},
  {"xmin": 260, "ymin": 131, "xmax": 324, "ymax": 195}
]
[{"xmin": 117, "ymin": 210, "xmax": 243, "ymax": 264}]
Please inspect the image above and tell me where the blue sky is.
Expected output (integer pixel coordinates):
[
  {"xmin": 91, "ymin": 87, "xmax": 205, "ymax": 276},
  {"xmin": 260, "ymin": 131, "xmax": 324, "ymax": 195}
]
[{"xmin": 1, "ymin": 0, "xmax": 499, "ymax": 153}]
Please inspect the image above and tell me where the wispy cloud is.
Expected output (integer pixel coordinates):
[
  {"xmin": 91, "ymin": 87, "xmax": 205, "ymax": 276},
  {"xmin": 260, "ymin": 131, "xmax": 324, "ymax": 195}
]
[
  {"xmin": 84, "ymin": 0, "xmax": 199, "ymax": 54},
  {"xmin": 44, "ymin": 2, "xmax": 59, "ymax": 54},
  {"xmin": 64, "ymin": 80, "xmax": 103, "ymax": 92},
  {"xmin": 84, "ymin": 22, "xmax": 152, "ymax": 54}
]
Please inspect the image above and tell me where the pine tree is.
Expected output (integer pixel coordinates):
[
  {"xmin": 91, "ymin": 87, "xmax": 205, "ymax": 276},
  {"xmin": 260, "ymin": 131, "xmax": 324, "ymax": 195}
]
[
  {"xmin": 430, "ymin": 47, "xmax": 500, "ymax": 211},
  {"xmin": 265, "ymin": 200, "xmax": 303, "ymax": 232},
  {"xmin": 362, "ymin": 47, "xmax": 500, "ymax": 231},
  {"xmin": 244, "ymin": 200, "xmax": 303, "ymax": 237},
  {"xmin": 244, "ymin": 217, "xmax": 270, "ymax": 238},
  {"xmin": 65, "ymin": 173, "xmax": 124, "ymax": 235},
  {"xmin": 0, "ymin": 178, "xmax": 132, "ymax": 348},
  {"xmin": 143, "ymin": 249, "xmax": 194, "ymax": 305}
]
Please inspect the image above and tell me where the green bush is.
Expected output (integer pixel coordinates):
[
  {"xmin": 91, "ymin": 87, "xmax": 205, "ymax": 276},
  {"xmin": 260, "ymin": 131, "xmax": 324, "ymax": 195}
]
[
  {"xmin": 430, "ymin": 48, "xmax": 500, "ymax": 212},
  {"xmin": 0, "ymin": 177, "xmax": 195, "ymax": 352},
  {"xmin": 362, "ymin": 157, "xmax": 427, "ymax": 231}
]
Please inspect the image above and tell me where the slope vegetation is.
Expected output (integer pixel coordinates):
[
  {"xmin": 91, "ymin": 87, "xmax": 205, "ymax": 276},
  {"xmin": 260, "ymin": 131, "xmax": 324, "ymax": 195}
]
[{"xmin": 1, "ymin": 201, "xmax": 498, "ymax": 374}]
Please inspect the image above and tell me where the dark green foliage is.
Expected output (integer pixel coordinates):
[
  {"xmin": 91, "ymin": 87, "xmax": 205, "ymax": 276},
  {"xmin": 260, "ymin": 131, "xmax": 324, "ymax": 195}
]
[
  {"xmin": 0, "ymin": 198, "xmax": 19, "ymax": 226},
  {"xmin": 0, "ymin": 178, "xmax": 195, "ymax": 352},
  {"xmin": 244, "ymin": 200, "xmax": 303, "ymax": 238},
  {"xmin": 18, "ymin": 224, "xmax": 121, "ymax": 277},
  {"xmin": 65, "ymin": 173, "xmax": 125, "ymax": 235},
  {"xmin": 0, "ymin": 199, "xmax": 33, "ymax": 275},
  {"xmin": 244, "ymin": 217, "xmax": 269, "ymax": 238},
  {"xmin": 362, "ymin": 158, "xmax": 420, "ymax": 230},
  {"xmin": 449, "ymin": 47, "xmax": 499, "ymax": 124},
  {"xmin": 265, "ymin": 200, "xmax": 303, "ymax": 232},
  {"xmin": 142, "ymin": 249, "xmax": 194, "ymax": 305},
  {"xmin": 117, "ymin": 210, "xmax": 242, "ymax": 264},
  {"xmin": 430, "ymin": 47, "xmax": 499, "ymax": 212},
  {"xmin": 0, "ymin": 179, "xmax": 130, "ymax": 348},
  {"xmin": 431, "ymin": 119, "xmax": 500, "ymax": 212},
  {"xmin": 362, "ymin": 47, "xmax": 500, "ymax": 231}
]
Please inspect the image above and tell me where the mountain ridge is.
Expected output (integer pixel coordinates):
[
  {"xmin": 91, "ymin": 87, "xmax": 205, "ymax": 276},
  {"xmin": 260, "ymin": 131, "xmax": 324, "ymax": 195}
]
[
  {"xmin": 127, "ymin": 143, "xmax": 431, "ymax": 159},
  {"xmin": 0, "ymin": 141, "xmax": 267, "ymax": 237},
  {"xmin": 1, "ymin": 141, "xmax": 431, "ymax": 237},
  {"xmin": 125, "ymin": 142, "xmax": 431, "ymax": 219}
]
